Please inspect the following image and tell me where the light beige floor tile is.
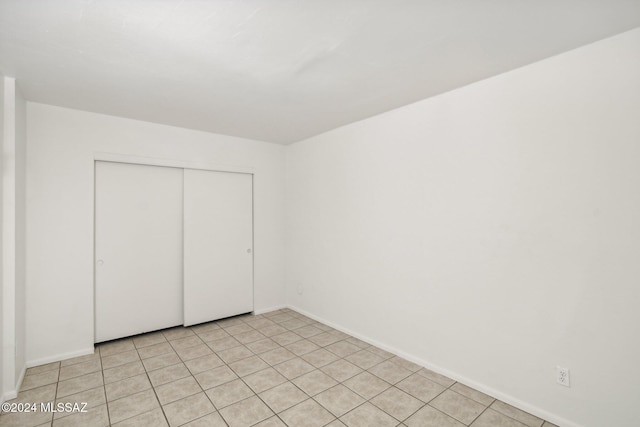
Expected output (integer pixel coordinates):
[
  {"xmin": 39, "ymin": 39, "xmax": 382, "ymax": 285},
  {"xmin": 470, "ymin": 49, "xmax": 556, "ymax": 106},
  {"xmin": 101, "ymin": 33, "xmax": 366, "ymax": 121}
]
[
  {"xmin": 142, "ymin": 352, "xmax": 182, "ymax": 371},
  {"xmin": 6, "ymin": 383, "xmax": 56, "ymax": 404},
  {"xmin": 137, "ymin": 342, "xmax": 175, "ymax": 360},
  {"xmin": 292, "ymin": 369, "xmax": 338, "ymax": 396},
  {"xmin": 21, "ymin": 369, "xmax": 59, "ymax": 391},
  {"xmin": 397, "ymin": 373, "xmax": 445, "ymax": 403},
  {"xmin": 389, "ymin": 356, "xmax": 422, "ymax": 373},
  {"xmin": 108, "ymin": 389, "xmax": 159, "ymax": 424},
  {"xmin": 197, "ymin": 329, "xmax": 229, "ymax": 343},
  {"xmin": 229, "ymin": 355, "xmax": 270, "ymax": 377},
  {"xmin": 162, "ymin": 327, "xmax": 195, "ymax": 341},
  {"xmin": 234, "ymin": 330, "xmax": 266, "ymax": 344},
  {"xmin": 274, "ymin": 357, "xmax": 315, "ymax": 380},
  {"xmin": 491, "ymin": 401, "xmax": 544, "ymax": 427},
  {"xmin": 103, "ymin": 361, "xmax": 145, "ymax": 384},
  {"xmin": 155, "ymin": 376, "xmax": 202, "ymax": 405},
  {"xmin": 184, "ymin": 354, "xmax": 225, "ymax": 375},
  {"xmin": 26, "ymin": 361, "xmax": 60, "ymax": 376},
  {"xmin": 51, "ymin": 403, "xmax": 109, "ymax": 427},
  {"xmin": 417, "ymin": 368, "xmax": 456, "ymax": 387},
  {"xmin": 270, "ymin": 313, "xmax": 295, "ymax": 324},
  {"xmin": 169, "ymin": 335, "xmax": 203, "ymax": 350},
  {"xmin": 60, "ymin": 352, "xmax": 100, "ymax": 367},
  {"xmin": 329, "ymin": 330, "xmax": 350, "ymax": 340},
  {"xmin": 105, "ymin": 373, "xmax": 151, "ymax": 401},
  {"xmin": 112, "ymin": 408, "xmax": 168, "ymax": 427},
  {"xmin": 370, "ymin": 386, "xmax": 424, "ymax": 421},
  {"xmin": 259, "ymin": 347, "xmax": 297, "ymax": 366},
  {"xmin": 98, "ymin": 339, "xmax": 135, "ymax": 357},
  {"xmin": 405, "ymin": 405, "xmax": 465, "ymax": 427},
  {"xmin": 285, "ymin": 339, "xmax": 320, "ymax": 356},
  {"xmin": 253, "ymin": 415, "xmax": 287, "ymax": 426},
  {"xmin": 430, "ymin": 389, "xmax": 485, "ymax": 424},
  {"xmin": 14, "ymin": 309, "xmax": 560, "ymax": 427},
  {"xmin": 206, "ymin": 336, "xmax": 241, "ymax": 352},
  {"xmin": 219, "ymin": 395, "xmax": 275, "ymax": 427},
  {"xmin": 243, "ymin": 367, "xmax": 288, "ymax": 394},
  {"xmin": 224, "ymin": 323, "xmax": 254, "ymax": 335},
  {"xmin": 259, "ymin": 382, "xmax": 308, "ymax": 413},
  {"xmin": 147, "ymin": 363, "xmax": 190, "ymax": 387},
  {"xmin": 245, "ymin": 318, "xmax": 276, "ymax": 330},
  {"xmin": 101, "ymin": 350, "xmax": 139, "ymax": 370},
  {"xmin": 271, "ymin": 331, "xmax": 303, "ymax": 346},
  {"xmin": 343, "ymin": 371, "xmax": 391, "ymax": 400},
  {"xmin": 194, "ymin": 365, "xmax": 238, "ymax": 390},
  {"xmin": 54, "ymin": 386, "xmax": 106, "ymax": 420},
  {"xmin": 57, "ymin": 372, "xmax": 104, "ymax": 398},
  {"xmin": 246, "ymin": 338, "xmax": 280, "ymax": 354},
  {"xmin": 321, "ymin": 359, "xmax": 363, "ymax": 382},
  {"xmin": 132, "ymin": 332, "xmax": 167, "ymax": 349},
  {"xmin": 279, "ymin": 398, "xmax": 335, "ymax": 427},
  {"xmin": 339, "ymin": 402, "xmax": 397, "ymax": 427},
  {"xmin": 308, "ymin": 332, "xmax": 342, "ymax": 347},
  {"xmin": 450, "ymin": 383, "xmax": 495, "ymax": 406},
  {"xmin": 292, "ymin": 325, "xmax": 324, "ymax": 338},
  {"xmin": 470, "ymin": 408, "xmax": 528, "ymax": 427},
  {"xmin": 0, "ymin": 410, "xmax": 53, "ymax": 427},
  {"xmin": 163, "ymin": 392, "xmax": 215, "ymax": 427},
  {"xmin": 217, "ymin": 345, "xmax": 254, "ymax": 364},
  {"xmin": 181, "ymin": 411, "xmax": 227, "ymax": 427},
  {"xmin": 365, "ymin": 347, "xmax": 395, "ymax": 360},
  {"xmin": 190, "ymin": 322, "xmax": 221, "ymax": 334},
  {"xmin": 325, "ymin": 341, "xmax": 362, "ymax": 358},
  {"xmin": 368, "ymin": 360, "xmax": 413, "ymax": 384},
  {"xmin": 345, "ymin": 350, "xmax": 385, "ymax": 370},
  {"xmin": 206, "ymin": 379, "xmax": 255, "ymax": 409},
  {"xmin": 315, "ymin": 384, "xmax": 365, "ymax": 417},
  {"xmin": 280, "ymin": 318, "xmax": 310, "ymax": 330},
  {"xmin": 217, "ymin": 316, "xmax": 250, "ymax": 327},
  {"xmin": 302, "ymin": 348, "xmax": 340, "ymax": 368},
  {"xmin": 345, "ymin": 337, "xmax": 370, "ymax": 349},
  {"xmin": 58, "ymin": 358, "xmax": 102, "ymax": 381},
  {"xmin": 175, "ymin": 344, "xmax": 213, "ymax": 361},
  {"xmin": 257, "ymin": 325, "xmax": 287, "ymax": 337},
  {"xmin": 312, "ymin": 322, "xmax": 333, "ymax": 332}
]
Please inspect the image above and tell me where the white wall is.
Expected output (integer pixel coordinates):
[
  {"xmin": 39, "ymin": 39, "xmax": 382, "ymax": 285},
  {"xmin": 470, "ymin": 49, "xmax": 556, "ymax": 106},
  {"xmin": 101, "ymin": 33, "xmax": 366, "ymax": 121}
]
[
  {"xmin": 14, "ymin": 83, "xmax": 26, "ymax": 388},
  {"xmin": 0, "ymin": 73, "xmax": 5, "ymax": 403},
  {"xmin": 26, "ymin": 104, "xmax": 286, "ymax": 364},
  {"xmin": 286, "ymin": 28, "xmax": 640, "ymax": 427},
  {"xmin": 1, "ymin": 76, "xmax": 27, "ymax": 401}
]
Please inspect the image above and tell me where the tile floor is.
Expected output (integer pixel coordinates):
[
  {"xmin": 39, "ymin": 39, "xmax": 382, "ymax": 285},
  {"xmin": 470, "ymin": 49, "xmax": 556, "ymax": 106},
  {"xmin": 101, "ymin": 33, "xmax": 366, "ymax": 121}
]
[{"xmin": 1, "ymin": 308, "xmax": 559, "ymax": 427}]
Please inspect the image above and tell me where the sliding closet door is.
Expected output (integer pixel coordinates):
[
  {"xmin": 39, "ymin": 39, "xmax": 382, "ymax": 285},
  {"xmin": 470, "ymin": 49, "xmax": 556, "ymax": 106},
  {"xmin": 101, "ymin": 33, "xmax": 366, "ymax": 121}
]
[
  {"xmin": 183, "ymin": 169, "xmax": 253, "ymax": 326},
  {"xmin": 95, "ymin": 162, "xmax": 184, "ymax": 342}
]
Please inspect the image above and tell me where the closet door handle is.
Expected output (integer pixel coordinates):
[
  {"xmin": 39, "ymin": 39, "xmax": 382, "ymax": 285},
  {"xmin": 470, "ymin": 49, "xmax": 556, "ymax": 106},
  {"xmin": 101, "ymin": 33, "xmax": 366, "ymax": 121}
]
[
  {"xmin": 246, "ymin": 249, "xmax": 252, "ymax": 254},
  {"xmin": 96, "ymin": 259, "xmax": 104, "ymax": 266}
]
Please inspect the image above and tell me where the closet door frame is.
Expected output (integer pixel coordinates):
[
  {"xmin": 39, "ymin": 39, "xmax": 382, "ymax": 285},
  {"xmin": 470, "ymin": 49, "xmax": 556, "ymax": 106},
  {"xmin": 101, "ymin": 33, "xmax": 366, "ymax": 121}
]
[{"xmin": 92, "ymin": 153, "xmax": 255, "ymax": 344}]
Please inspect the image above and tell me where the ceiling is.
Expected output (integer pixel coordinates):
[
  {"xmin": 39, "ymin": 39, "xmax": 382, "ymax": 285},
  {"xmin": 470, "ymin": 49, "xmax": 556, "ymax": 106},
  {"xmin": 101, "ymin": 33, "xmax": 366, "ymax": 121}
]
[{"xmin": 1, "ymin": 1, "xmax": 639, "ymax": 144}]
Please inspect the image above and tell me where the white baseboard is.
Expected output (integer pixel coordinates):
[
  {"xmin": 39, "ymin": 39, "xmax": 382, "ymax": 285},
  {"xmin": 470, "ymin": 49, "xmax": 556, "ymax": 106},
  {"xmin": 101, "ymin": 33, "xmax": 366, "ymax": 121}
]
[
  {"xmin": 1, "ymin": 364, "xmax": 26, "ymax": 403},
  {"xmin": 26, "ymin": 347, "xmax": 95, "ymax": 368},
  {"xmin": 288, "ymin": 305, "xmax": 581, "ymax": 427},
  {"xmin": 254, "ymin": 305, "xmax": 287, "ymax": 315}
]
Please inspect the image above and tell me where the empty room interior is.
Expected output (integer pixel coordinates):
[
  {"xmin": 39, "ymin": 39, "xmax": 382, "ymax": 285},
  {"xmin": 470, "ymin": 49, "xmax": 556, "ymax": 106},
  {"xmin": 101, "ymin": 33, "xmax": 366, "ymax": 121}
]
[{"xmin": 1, "ymin": 1, "xmax": 639, "ymax": 427}]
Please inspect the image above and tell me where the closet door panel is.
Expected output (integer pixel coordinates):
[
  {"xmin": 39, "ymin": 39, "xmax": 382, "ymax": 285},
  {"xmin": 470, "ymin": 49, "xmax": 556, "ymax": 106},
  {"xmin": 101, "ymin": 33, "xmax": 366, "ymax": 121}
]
[
  {"xmin": 95, "ymin": 162, "xmax": 184, "ymax": 342},
  {"xmin": 183, "ymin": 169, "xmax": 253, "ymax": 326}
]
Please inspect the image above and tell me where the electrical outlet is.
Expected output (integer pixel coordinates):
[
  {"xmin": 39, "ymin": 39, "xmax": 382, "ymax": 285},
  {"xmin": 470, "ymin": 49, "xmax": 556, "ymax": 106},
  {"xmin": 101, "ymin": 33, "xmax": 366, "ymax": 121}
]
[
  {"xmin": 297, "ymin": 284, "xmax": 303, "ymax": 295},
  {"xmin": 556, "ymin": 366, "xmax": 570, "ymax": 387}
]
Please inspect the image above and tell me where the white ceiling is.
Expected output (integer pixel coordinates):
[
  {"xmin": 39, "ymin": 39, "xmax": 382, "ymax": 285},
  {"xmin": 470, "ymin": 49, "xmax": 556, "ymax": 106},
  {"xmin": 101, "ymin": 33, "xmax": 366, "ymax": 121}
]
[{"xmin": 1, "ymin": 1, "xmax": 639, "ymax": 144}]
